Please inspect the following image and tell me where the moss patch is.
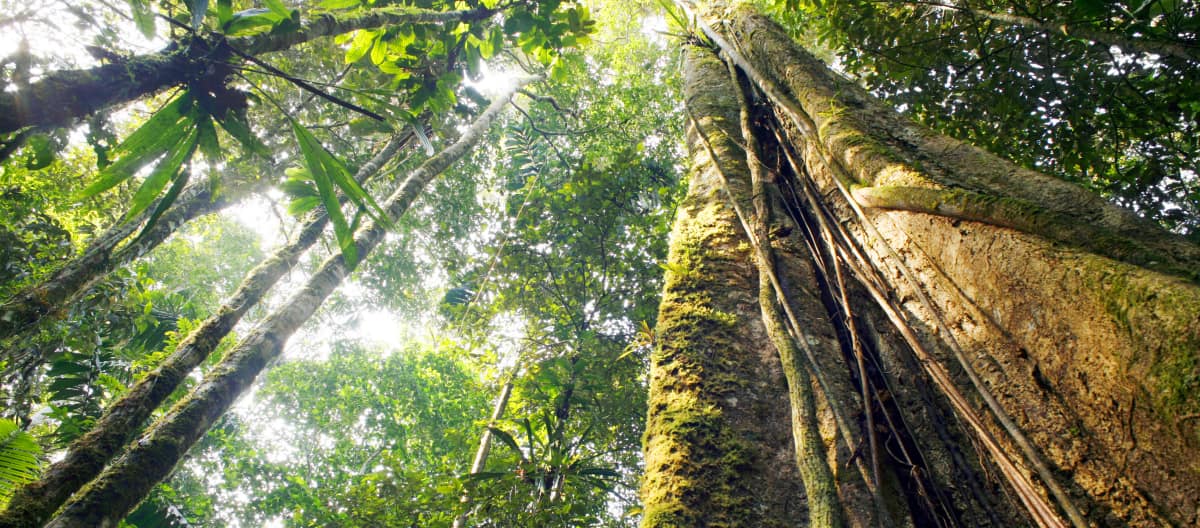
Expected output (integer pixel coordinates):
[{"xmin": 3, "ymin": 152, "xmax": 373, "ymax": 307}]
[{"xmin": 1086, "ymin": 264, "xmax": 1200, "ymax": 438}]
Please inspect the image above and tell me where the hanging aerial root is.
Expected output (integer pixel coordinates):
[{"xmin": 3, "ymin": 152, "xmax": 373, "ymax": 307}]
[
  {"xmin": 676, "ymin": 4, "xmax": 1090, "ymax": 525},
  {"xmin": 773, "ymin": 118, "xmax": 1020, "ymax": 522},
  {"xmin": 726, "ymin": 60, "xmax": 847, "ymax": 528},
  {"xmin": 770, "ymin": 117, "xmax": 1077, "ymax": 528},
  {"xmin": 682, "ymin": 100, "xmax": 867, "ymax": 478}
]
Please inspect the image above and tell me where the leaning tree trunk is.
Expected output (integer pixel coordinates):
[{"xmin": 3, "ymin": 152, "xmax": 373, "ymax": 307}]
[
  {"xmin": 0, "ymin": 134, "xmax": 411, "ymax": 528},
  {"xmin": 657, "ymin": 1, "xmax": 1200, "ymax": 526},
  {"xmin": 42, "ymin": 81, "xmax": 527, "ymax": 528},
  {"xmin": 0, "ymin": 181, "xmax": 237, "ymax": 346}
]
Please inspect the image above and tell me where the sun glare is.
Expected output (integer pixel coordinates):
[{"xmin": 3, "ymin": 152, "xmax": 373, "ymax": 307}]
[{"xmin": 465, "ymin": 62, "xmax": 521, "ymax": 97}]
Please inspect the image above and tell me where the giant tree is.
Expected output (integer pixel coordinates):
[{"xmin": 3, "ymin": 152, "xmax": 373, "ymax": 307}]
[{"xmin": 642, "ymin": 1, "xmax": 1199, "ymax": 527}]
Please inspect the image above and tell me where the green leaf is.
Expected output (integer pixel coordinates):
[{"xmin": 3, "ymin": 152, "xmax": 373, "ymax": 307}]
[
  {"xmin": 126, "ymin": 126, "xmax": 200, "ymax": 221},
  {"xmin": 319, "ymin": 0, "xmax": 360, "ymax": 10},
  {"xmin": 263, "ymin": 0, "xmax": 291, "ymax": 19},
  {"xmin": 109, "ymin": 93, "xmax": 193, "ymax": 161},
  {"xmin": 133, "ymin": 163, "xmax": 192, "ymax": 245},
  {"xmin": 521, "ymin": 418, "xmax": 536, "ymax": 458},
  {"xmin": 195, "ymin": 114, "xmax": 221, "ymax": 160},
  {"xmin": 370, "ymin": 34, "xmax": 387, "ymax": 65},
  {"xmin": 46, "ymin": 361, "xmax": 92, "ymax": 377},
  {"xmin": 287, "ymin": 195, "xmax": 322, "ymax": 215},
  {"xmin": 0, "ymin": 419, "xmax": 41, "ymax": 500},
  {"xmin": 128, "ymin": 0, "xmax": 156, "ymax": 38},
  {"xmin": 222, "ymin": 9, "xmax": 278, "ymax": 35},
  {"xmin": 292, "ymin": 121, "xmax": 390, "ymax": 229},
  {"xmin": 1072, "ymin": 0, "xmax": 1106, "ymax": 18},
  {"xmin": 487, "ymin": 427, "xmax": 525, "ymax": 462},
  {"xmin": 77, "ymin": 94, "xmax": 195, "ymax": 200},
  {"xmin": 216, "ymin": 0, "xmax": 232, "ymax": 25},
  {"xmin": 280, "ymin": 173, "xmax": 319, "ymax": 198},
  {"xmin": 24, "ymin": 134, "xmax": 55, "ymax": 170},
  {"xmin": 214, "ymin": 111, "xmax": 271, "ymax": 158},
  {"xmin": 292, "ymin": 121, "xmax": 357, "ymax": 266},
  {"xmin": 345, "ymin": 30, "xmax": 377, "ymax": 64}
]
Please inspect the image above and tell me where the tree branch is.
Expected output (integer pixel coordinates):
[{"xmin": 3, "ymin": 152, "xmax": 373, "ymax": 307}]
[{"xmin": 0, "ymin": 6, "xmax": 491, "ymax": 134}]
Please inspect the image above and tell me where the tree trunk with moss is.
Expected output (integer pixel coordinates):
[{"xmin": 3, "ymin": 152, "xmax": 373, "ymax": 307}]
[
  {"xmin": 0, "ymin": 7, "xmax": 491, "ymax": 134},
  {"xmin": 640, "ymin": 46, "xmax": 808, "ymax": 527},
  {"xmin": 0, "ymin": 134, "xmax": 411, "ymax": 528},
  {"xmin": 40, "ymin": 83, "xmax": 525, "ymax": 528},
  {"xmin": 643, "ymin": 2, "xmax": 1200, "ymax": 527},
  {"xmin": 0, "ymin": 182, "xmax": 229, "ymax": 346}
]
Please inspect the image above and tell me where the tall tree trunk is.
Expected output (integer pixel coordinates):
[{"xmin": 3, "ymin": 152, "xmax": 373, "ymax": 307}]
[
  {"xmin": 650, "ymin": 32, "xmax": 1023, "ymax": 528},
  {"xmin": 452, "ymin": 379, "xmax": 515, "ymax": 528},
  {"xmin": 644, "ymin": 1, "xmax": 1200, "ymax": 526},
  {"xmin": 41, "ymin": 81, "xmax": 527, "ymax": 528},
  {"xmin": 0, "ymin": 134, "xmax": 410, "ymax": 528},
  {"xmin": 640, "ymin": 45, "xmax": 810, "ymax": 528}
]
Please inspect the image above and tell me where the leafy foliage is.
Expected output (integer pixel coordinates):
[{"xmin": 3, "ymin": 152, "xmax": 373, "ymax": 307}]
[
  {"xmin": 3, "ymin": 0, "xmax": 667, "ymax": 525},
  {"xmin": 0, "ymin": 419, "xmax": 41, "ymax": 503}
]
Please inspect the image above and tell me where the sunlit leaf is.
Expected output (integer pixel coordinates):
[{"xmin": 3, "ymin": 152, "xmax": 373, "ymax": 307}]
[
  {"xmin": 128, "ymin": 0, "xmax": 155, "ymax": 38},
  {"xmin": 126, "ymin": 126, "xmax": 200, "ymax": 221},
  {"xmin": 486, "ymin": 427, "xmax": 525, "ymax": 462},
  {"xmin": 0, "ymin": 419, "xmax": 41, "ymax": 500},
  {"xmin": 319, "ymin": 0, "xmax": 360, "ymax": 9},
  {"xmin": 77, "ymin": 94, "xmax": 195, "ymax": 200},
  {"xmin": 214, "ymin": 111, "xmax": 271, "ymax": 159},
  {"xmin": 292, "ymin": 121, "xmax": 357, "ymax": 266},
  {"xmin": 222, "ymin": 8, "xmax": 278, "ymax": 35}
]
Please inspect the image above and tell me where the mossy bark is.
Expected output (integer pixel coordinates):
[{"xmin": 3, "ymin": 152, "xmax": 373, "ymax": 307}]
[
  {"xmin": 0, "ymin": 183, "xmax": 231, "ymax": 347},
  {"xmin": 640, "ymin": 47, "xmax": 806, "ymax": 528},
  {"xmin": 40, "ymin": 85, "xmax": 522, "ymax": 527},
  {"xmin": 701, "ymin": 3, "xmax": 1200, "ymax": 525},
  {"xmin": 644, "ymin": 31, "xmax": 1022, "ymax": 528},
  {"xmin": 0, "ymin": 134, "xmax": 410, "ymax": 528}
]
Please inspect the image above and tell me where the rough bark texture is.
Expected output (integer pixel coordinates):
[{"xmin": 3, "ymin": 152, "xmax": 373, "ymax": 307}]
[
  {"xmin": 42, "ymin": 86, "xmax": 521, "ymax": 527},
  {"xmin": 706, "ymin": 4, "xmax": 1200, "ymax": 525},
  {"xmin": 653, "ymin": 29, "xmax": 1030, "ymax": 528},
  {"xmin": 732, "ymin": 63, "xmax": 845, "ymax": 527},
  {"xmin": 640, "ymin": 47, "xmax": 806, "ymax": 528}
]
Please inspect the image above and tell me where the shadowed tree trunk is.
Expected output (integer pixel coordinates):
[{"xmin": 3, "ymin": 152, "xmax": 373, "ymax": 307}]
[
  {"xmin": 643, "ymin": 1, "xmax": 1200, "ymax": 527},
  {"xmin": 0, "ymin": 134, "xmax": 411, "ymax": 528},
  {"xmin": 40, "ymin": 80, "xmax": 527, "ymax": 528}
]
